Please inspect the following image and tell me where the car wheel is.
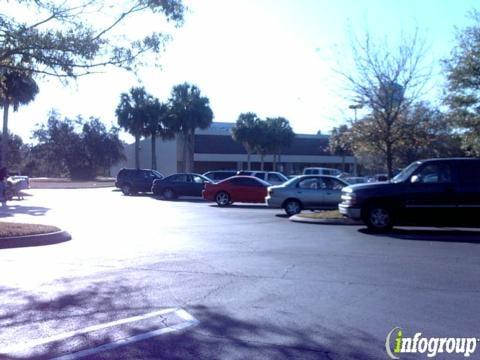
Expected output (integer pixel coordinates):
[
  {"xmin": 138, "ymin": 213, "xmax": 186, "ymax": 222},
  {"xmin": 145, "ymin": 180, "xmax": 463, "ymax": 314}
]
[
  {"xmin": 363, "ymin": 205, "xmax": 394, "ymax": 232},
  {"xmin": 163, "ymin": 188, "xmax": 177, "ymax": 200},
  {"xmin": 121, "ymin": 184, "xmax": 133, "ymax": 196},
  {"xmin": 284, "ymin": 199, "xmax": 302, "ymax": 216},
  {"xmin": 215, "ymin": 191, "xmax": 231, "ymax": 206}
]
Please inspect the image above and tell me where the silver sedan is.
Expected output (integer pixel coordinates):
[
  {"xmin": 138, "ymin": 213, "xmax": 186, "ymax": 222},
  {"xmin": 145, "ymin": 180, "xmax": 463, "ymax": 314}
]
[{"xmin": 266, "ymin": 175, "xmax": 349, "ymax": 216}]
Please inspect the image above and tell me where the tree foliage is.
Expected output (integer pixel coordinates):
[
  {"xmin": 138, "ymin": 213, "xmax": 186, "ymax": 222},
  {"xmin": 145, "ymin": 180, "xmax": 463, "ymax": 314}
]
[
  {"xmin": 342, "ymin": 30, "xmax": 431, "ymax": 177},
  {"xmin": 116, "ymin": 87, "xmax": 152, "ymax": 169},
  {"xmin": 168, "ymin": 83, "xmax": 213, "ymax": 172},
  {"xmin": 444, "ymin": 10, "xmax": 480, "ymax": 155},
  {"xmin": 0, "ymin": 69, "xmax": 39, "ymax": 166},
  {"xmin": 32, "ymin": 111, "xmax": 125, "ymax": 179},
  {"xmin": 143, "ymin": 98, "xmax": 175, "ymax": 170},
  {"xmin": 264, "ymin": 117, "xmax": 294, "ymax": 171},
  {"xmin": 335, "ymin": 102, "xmax": 464, "ymax": 174},
  {"xmin": 0, "ymin": 0, "xmax": 185, "ymax": 77},
  {"xmin": 231, "ymin": 112, "xmax": 261, "ymax": 170}
]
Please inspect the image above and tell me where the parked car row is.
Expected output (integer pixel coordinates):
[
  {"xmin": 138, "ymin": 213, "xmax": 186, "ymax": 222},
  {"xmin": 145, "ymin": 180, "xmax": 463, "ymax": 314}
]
[
  {"xmin": 115, "ymin": 158, "xmax": 480, "ymax": 231},
  {"xmin": 115, "ymin": 167, "xmax": 347, "ymax": 215}
]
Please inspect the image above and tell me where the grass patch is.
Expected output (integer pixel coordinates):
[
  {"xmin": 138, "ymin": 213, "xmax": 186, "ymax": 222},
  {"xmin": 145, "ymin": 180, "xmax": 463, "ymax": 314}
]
[
  {"xmin": 0, "ymin": 222, "xmax": 60, "ymax": 238},
  {"xmin": 297, "ymin": 210, "xmax": 344, "ymax": 220}
]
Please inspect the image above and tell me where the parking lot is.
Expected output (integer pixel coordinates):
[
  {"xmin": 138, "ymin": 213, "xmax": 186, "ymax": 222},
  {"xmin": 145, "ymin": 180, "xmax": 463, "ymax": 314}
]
[{"xmin": 1, "ymin": 188, "xmax": 480, "ymax": 359}]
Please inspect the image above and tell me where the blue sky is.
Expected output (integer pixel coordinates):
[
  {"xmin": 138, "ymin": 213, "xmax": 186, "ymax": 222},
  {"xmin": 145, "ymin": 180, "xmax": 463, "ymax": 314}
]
[{"xmin": 9, "ymin": 0, "xmax": 479, "ymax": 143}]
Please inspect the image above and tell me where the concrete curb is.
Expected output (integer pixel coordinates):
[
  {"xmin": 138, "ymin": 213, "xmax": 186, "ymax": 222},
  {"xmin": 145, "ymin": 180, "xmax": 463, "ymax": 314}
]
[
  {"xmin": 289, "ymin": 215, "xmax": 362, "ymax": 225},
  {"xmin": 0, "ymin": 230, "xmax": 72, "ymax": 249}
]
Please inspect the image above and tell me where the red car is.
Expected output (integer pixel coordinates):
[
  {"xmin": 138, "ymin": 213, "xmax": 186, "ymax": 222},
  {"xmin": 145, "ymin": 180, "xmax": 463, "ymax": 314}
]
[{"xmin": 202, "ymin": 176, "xmax": 269, "ymax": 206}]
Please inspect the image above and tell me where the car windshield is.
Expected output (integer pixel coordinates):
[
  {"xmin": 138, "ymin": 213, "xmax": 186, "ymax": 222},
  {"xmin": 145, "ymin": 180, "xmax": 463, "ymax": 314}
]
[{"xmin": 391, "ymin": 162, "xmax": 422, "ymax": 183}]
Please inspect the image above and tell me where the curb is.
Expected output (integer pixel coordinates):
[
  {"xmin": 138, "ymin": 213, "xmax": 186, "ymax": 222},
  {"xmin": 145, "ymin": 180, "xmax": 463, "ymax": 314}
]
[
  {"xmin": 0, "ymin": 230, "xmax": 72, "ymax": 249},
  {"xmin": 289, "ymin": 215, "xmax": 362, "ymax": 225}
]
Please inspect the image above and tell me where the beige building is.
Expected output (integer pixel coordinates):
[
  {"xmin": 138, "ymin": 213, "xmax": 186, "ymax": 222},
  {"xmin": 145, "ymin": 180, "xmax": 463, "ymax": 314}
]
[{"xmin": 111, "ymin": 122, "xmax": 356, "ymax": 176}]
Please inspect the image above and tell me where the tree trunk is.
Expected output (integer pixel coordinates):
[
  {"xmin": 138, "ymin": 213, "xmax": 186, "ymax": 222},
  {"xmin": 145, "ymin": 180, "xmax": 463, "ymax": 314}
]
[
  {"xmin": 260, "ymin": 154, "xmax": 265, "ymax": 171},
  {"xmin": 134, "ymin": 134, "xmax": 140, "ymax": 169},
  {"xmin": 151, "ymin": 132, "xmax": 157, "ymax": 170},
  {"xmin": 182, "ymin": 132, "xmax": 188, "ymax": 172},
  {"xmin": 247, "ymin": 151, "xmax": 251, "ymax": 170},
  {"xmin": 342, "ymin": 155, "xmax": 346, "ymax": 172},
  {"xmin": 386, "ymin": 143, "xmax": 393, "ymax": 179},
  {"xmin": 1, "ymin": 101, "xmax": 9, "ymax": 168},
  {"xmin": 188, "ymin": 130, "xmax": 194, "ymax": 172},
  {"xmin": 273, "ymin": 153, "xmax": 277, "ymax": 172}
]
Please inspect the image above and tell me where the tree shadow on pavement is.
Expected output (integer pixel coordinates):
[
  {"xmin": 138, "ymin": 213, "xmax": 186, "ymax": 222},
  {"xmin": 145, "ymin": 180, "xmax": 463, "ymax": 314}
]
[
  {"xmin": 0, "ymin": 205, "xmax": 50, "ymax": 218},
  {"xmin": 0, "ymin": 280, "xmax": 383, "ymax": 360},
  {"xmin": 359, "ymin": 228, "xmax": 480, "ymax": 244}
]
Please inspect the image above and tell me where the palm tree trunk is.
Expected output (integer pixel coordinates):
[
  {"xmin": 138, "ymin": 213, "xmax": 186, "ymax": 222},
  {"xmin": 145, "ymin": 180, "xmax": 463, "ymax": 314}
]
[
  {"xmin": 151, "ymin": 132, "xmax": 157, "ymax": 170},
  {"xmin": 188, "ymin": 129, "xmax": 195, "ymax": 172},
  {"xmin": 134, "ymin": 134, "xmax": 140, "ymax": 169},
  {"xmin": 2, "ymin": 101, "xmax": 9, "ymax": 168},
  {"xmin": 182, "ymin": 132, "xmax": 188, "ymax": 172},
  {"xmin": 261, "ymin": 154, "xmax": 265, "ymax": 171}
]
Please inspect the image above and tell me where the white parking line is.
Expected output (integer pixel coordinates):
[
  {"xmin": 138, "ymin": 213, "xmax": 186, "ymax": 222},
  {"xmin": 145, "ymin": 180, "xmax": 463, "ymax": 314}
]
[{"xmin": 3, "ymin": 308, "xmax": 199, "ymax": 359}]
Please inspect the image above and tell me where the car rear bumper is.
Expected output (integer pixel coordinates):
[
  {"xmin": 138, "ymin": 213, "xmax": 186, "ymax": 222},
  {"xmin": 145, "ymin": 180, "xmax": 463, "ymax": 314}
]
[{"xmin": 338, "ymin": 204, "xmax": 361, "ymax": 219}]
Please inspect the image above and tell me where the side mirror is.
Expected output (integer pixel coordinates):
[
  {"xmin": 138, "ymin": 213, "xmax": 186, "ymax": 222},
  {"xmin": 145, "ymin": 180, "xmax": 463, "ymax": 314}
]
[{"xmin": 410, "ymin": 175, "xmax": 421, "ymax": 184}]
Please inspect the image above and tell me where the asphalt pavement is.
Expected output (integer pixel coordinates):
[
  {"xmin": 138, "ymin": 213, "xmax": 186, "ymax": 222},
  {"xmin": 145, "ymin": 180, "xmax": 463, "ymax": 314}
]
[{"xmin": 0, "ymin": 188, "xmax": 479, "ymax": 359}]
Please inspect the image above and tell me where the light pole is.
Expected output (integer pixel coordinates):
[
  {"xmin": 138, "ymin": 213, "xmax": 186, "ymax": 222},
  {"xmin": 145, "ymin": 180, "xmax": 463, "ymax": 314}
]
[
  {"xmin": 348, "ymin": 104, "xmax": 363, "ymax": 122},
  {"xmin": 348, "ymin": 104, "xmax": 363, "ymax": 176}
]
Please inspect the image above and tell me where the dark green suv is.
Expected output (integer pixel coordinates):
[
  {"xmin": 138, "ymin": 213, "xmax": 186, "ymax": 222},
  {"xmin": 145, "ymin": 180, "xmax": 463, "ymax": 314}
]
[{"xmin": 115, "ymin": 168, "xmax": 164, "ymax": 195}]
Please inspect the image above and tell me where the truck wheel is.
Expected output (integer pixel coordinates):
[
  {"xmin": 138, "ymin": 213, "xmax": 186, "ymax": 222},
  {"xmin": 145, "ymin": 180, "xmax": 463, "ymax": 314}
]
[
  {"xmin": 121, "ymin": 184, "xmax": 133, "ymax": 196},
  {"xmin": 363, "ymin": 205, "xmax": 394, "ymax": 232}
]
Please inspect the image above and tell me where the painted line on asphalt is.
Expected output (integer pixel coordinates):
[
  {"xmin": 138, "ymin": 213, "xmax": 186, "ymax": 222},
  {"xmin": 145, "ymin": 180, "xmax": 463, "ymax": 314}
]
[
  {"xmin": 53, "ymin": 310, "xmax": 199, "ymax": 360},
  {"xmin": 3, "ymin": 307, "xmax": 198, "ymax": 358}
]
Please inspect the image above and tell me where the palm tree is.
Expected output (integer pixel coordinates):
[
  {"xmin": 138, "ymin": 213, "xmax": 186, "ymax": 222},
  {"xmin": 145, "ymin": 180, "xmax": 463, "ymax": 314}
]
[
  {"xmin": 143, "ymin": 99, "xmax": 175, "ymax": 170},
  {"xmin": 265, "ymin": 117, "xmax": 295, "ymax": 171},
  {"xmin": 116, "ymin": 87, "xmax": 150, "ymax": 169},
  {"xmin": 253, "ymin": 120, "xmax": 271, "ymax": 171},
  {"xmin": 168, "ymin": 83, "xmax": 213, "ymax": 172},
  {"xmin": 231, "ymin": 112, "xmax": 260, "ymax": 170},
  {"xmin": 0, "ymin": 70, "xmax": 39, "ymax": 167}
]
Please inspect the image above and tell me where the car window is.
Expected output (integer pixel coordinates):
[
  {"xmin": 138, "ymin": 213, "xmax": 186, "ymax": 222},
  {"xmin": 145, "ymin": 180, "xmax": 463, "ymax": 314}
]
[
  {"xmin": 268, "ymin": 173, "xmax": 283, "ymax": 182},
  {"xmin": 171, "ymin": 174, "xmax": 189, "ymax": 182},
  {"xmin": 145, "ymin": 171, "xmax": 157, "ymax": 179},
  {"xmin": 254, "ymin": 173, "xmax": 266, "ymax": 180},
  {"xmin": 192, "ymin": 175, "xmax": 204, "ymax": 183},
  {"xmin": 416, "ymin": 163, "xmax": 452, "ymax": 184},
  {"xmin": 152, "ymin": 170, "xmax": 163, "ymax": 178},
  {"xmin": 244, "ymin": 178, "xmax": 264, "ymax": 187},
  {"xmin": 322, "ymin": 177, "xmax": 346, "ymax": 190},
  {"xmin": 229, "ymin": 177, "xmax": 261, "ymax": 186},
  {"xmin": 458, "ymin": 162, "xmax": 480, "ymax": 184},
  {"xmin": 297, "ymin": 178, "xmax": 318, "ymax": 189}
]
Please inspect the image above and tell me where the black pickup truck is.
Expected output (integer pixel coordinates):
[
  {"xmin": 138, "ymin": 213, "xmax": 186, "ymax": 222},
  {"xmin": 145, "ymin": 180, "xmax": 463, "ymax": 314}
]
[{"xmin": 339, "ymin": 158, "xmax": 480, "ymax": 231}]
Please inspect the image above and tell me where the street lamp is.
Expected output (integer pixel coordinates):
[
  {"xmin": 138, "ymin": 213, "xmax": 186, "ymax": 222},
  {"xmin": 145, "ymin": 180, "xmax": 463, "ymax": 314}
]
[{"xmin": 348, "ymin": 104, "xmax": 363, "ymax": 122}]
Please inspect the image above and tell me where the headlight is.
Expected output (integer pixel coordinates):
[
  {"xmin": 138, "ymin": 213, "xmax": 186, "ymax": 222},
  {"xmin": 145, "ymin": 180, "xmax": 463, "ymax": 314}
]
[{"xmin": 341, "ymin": 191, "xmax": 356, "ymax": 206}]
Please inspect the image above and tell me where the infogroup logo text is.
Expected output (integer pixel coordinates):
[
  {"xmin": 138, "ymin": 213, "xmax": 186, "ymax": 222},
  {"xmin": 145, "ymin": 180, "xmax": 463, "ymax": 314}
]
[{"xmin": 385, "ymin": 327, "xmax": 478, "ymax": 359}]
